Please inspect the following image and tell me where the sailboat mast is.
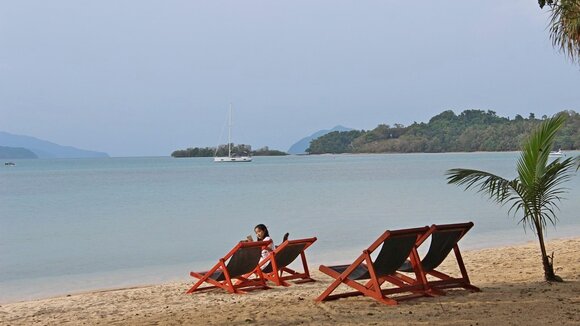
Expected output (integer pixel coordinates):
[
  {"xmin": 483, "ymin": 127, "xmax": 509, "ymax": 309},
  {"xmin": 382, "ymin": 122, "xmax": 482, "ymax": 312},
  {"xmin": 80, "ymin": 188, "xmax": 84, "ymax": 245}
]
[
  {"xmin": 213, "ymin": 103, "xmax": 251, "ymax": 162},
  {"xmin": 228, "ymin": 104, "xmax": 232, "ymax": 158}
]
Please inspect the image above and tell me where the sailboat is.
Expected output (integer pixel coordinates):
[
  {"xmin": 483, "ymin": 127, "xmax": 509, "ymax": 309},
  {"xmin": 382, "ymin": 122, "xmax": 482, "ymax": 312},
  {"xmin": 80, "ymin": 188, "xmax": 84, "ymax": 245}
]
[
  {"xmin": 548, "ymin": 149, "xmax": 565, "ymax": 158},
  {"xmin": 214, "ymin": 104, "xmax": 252, "ymax": 162}
]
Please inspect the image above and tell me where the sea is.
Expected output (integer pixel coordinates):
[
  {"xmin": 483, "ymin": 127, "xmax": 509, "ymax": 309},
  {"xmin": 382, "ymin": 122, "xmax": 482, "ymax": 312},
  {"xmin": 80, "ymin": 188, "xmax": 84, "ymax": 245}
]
[{"xmin": 1, "ymin": 152, "xmax": 579, "ymax": 303}]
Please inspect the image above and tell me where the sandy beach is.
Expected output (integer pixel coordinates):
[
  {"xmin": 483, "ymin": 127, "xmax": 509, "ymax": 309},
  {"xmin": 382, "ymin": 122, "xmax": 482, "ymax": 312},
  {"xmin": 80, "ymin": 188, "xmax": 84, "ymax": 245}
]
[{"xmin": 1, "ymin": 238, "xmax": 579, "ymax": 325}]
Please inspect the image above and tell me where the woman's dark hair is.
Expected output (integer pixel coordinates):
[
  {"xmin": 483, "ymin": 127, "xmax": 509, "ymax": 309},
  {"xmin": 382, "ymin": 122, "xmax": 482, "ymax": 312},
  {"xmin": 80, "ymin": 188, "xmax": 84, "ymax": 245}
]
[{"xmin": 254, "ymin": 224, "xmax": 270, "ymax": 240}]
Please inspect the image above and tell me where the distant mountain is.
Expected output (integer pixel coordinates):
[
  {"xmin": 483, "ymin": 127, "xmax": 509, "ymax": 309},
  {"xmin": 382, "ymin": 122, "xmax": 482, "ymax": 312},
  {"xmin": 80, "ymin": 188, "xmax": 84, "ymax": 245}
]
[
  {"xmin": 287, "ymin": 125, "xmax": 353, "ymax": 154},
  {"xmin": 0, "ymin": 131, "xmax": 109, "ymax": 158},
  {"xmin": 0, "ymin": 146, "xmax": 38, "ymax": 159}
]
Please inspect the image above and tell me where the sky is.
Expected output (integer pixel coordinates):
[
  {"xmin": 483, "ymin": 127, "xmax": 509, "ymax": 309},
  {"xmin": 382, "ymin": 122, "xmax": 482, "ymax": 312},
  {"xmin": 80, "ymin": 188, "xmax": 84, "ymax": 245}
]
[{"xmin": 1, "ymin": 1, "xmax": 579, "ymax": 157}]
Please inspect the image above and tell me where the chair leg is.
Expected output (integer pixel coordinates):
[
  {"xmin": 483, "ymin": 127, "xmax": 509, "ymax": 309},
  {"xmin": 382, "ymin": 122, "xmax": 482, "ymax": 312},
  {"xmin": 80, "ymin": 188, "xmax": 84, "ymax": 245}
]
[
  {"xmin": 315, "ymin": 277, "xmax": 343, "ymax": 302},
  {"xmin": 186, "ymin": 271, "xmax": 214, "ymax": 294}
]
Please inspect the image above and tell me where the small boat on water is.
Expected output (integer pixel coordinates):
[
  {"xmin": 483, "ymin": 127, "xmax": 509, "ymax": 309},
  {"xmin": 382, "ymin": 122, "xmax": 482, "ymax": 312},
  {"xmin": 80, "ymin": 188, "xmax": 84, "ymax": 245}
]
[
  {"xmin": 4, "ymin": 162, "xmax": 16, "ymax": 166},
  {"xmin": 548, "ymin": 149, "xmax": 565, "ymax": 157},
  {"xmin": 214, "ymin": 155, "xmax": 252, "ymax": 162},
  {"xmin": 214, "ymin": 104, "xmax": 252, "ymax": 163}
]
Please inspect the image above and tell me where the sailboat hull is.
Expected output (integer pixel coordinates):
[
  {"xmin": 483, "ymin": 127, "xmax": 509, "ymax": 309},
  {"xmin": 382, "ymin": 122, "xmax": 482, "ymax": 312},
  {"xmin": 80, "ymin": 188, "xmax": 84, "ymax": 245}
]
[{"xmin": 214, "ymin": 156, "xmax": 253, "ymax": 162}]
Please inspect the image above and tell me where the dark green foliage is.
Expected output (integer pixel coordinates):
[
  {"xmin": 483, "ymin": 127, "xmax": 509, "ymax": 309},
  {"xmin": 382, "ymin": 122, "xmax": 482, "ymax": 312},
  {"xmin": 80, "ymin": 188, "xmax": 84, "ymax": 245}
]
[
  {"xmin": 252, "ymin": 147, "xmax": 288, "ymax": 156},
  {"xmin": 553, "ymin": 110, "xmax": 580, "ymax": 149},
  {"xmin": 216, "ymin": 144, "xmax": 252, "ymax": 157},
  {"xmin": 306, "ymin": 130, "xmax": 365, "ymax": 154},
  {"xmin": 171, "ymin": 143, "xmax": 252, "ymax": 158},
  {"xmin": 172, "ymin": 144, "xmax": 287, "ymax": 157},
  {"xmin": 171, "ymin": 147, "xmax": 215, "ymax": 157},
  {"xmin": 307, "ymin": 110, "xmax": 580, "ymax": 154}
]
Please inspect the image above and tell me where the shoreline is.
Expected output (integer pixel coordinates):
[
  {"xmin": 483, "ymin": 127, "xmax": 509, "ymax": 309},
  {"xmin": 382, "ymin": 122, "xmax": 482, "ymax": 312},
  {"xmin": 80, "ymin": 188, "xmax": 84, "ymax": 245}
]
[
  {"xmin": 1, "ymin": 237, "xmax": 579, "ymax": 325},
  {"xmin": 1, "ymin": 232, "xmax": 579, "ymax": 306}
]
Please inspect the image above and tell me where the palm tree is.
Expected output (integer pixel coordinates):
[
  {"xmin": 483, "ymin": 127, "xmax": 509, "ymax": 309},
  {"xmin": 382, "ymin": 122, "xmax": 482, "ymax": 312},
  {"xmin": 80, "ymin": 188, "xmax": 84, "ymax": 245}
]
[
  {"xmin": 446, "ymin": 115, "xmax": 579, "ymax": 282},
  {"xmin": 540, "ymin": 0, "xmax": 580, "ymax": 64}
]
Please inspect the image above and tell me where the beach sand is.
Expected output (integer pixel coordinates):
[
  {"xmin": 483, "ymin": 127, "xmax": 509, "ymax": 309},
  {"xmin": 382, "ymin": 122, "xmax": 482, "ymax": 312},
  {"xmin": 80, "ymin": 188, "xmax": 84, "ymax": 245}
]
[{"xmin": 1, "ymin": 238, "xmax": 579, "ymax": 325}]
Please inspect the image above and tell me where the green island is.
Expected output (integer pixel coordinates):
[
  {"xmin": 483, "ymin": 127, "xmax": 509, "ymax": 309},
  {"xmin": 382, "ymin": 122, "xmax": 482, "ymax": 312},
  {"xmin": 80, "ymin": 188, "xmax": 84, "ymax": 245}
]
[
  {"xmin": 307, "ymin": 110, "xmax": 580, "ymax": 154},
  {"xmin": 172, "ymin": 145, "xmax": 287, "ymax": 158}
]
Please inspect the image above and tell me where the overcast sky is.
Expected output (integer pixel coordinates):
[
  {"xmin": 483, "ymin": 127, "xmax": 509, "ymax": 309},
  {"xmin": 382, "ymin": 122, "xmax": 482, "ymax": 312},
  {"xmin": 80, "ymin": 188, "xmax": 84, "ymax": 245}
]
[{"xmin": 1, "ymin": 1, "xmax": 579, "ymax": 157}]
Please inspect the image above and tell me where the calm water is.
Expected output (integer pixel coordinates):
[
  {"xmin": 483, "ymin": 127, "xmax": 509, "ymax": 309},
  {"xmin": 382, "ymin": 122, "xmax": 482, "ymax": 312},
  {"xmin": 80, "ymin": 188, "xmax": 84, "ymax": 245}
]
[{"xmin": 1, "ymin": 153, "xmax": 579, "ymax": 303}]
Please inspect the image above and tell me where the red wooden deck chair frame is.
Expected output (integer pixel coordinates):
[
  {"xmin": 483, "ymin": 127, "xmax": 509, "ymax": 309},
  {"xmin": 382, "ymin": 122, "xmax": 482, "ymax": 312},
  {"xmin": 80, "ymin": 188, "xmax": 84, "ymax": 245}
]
[
  {"xmin": 258, "ymin": 237, "xmax": 317, "ymax": 286},
  {"xmin": 186, "ymin": 240, "xmax": 272, "ymax": 294},
  {"xmin": 316, "ymin": 227, "xmax": 433, "ymax": 305},
  {"xmin": 397, "ymin": 222, "xmax": 480, "ymax": 293}
]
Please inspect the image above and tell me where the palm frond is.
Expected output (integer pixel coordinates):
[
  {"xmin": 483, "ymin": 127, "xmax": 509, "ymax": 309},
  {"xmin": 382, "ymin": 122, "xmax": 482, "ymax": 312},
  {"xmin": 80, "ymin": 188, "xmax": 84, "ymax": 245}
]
[
  {"xmin": 517, "ymin": 114, "xmax": 565, "ymax": 187},
  {"xmin": 447, "ymin": 115, "xmax": 576, "ymax": 235},
  {"xmin": 447, "ymin": 114, "xmax": 577, "ymax": 281},
  {"xmin": 446, "ymin": 169, "xmax": 513, "ymax": 203},
  {"xmin": 548, "ymin": 0, "xmax": 580, "ymax": 64},
  {"xmin": 534, "ymin": 157, "xmax": 579, "ymax": 223}
]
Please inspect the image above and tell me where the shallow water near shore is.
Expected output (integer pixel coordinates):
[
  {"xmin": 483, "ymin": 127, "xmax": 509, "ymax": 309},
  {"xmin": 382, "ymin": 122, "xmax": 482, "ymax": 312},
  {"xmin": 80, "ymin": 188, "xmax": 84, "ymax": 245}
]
[{"xmin": 1, "ymin": 152, "xmax": 579, "ymax": 303}]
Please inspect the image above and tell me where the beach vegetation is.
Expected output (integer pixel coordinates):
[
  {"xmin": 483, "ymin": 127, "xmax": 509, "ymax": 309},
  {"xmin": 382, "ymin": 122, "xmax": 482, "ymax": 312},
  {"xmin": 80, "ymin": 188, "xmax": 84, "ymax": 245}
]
[{"xmin": 446, "ymin": 114, "xmax": 580, "ymax": 282}]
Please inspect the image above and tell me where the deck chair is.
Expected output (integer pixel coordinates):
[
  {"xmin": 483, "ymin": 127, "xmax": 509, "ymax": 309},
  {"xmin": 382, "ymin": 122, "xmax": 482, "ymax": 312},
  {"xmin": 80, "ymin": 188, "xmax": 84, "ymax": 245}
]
[
  {"xmin": 186, "ymin": 240, "xmax": 272, "ymax": 294},
  {"xmin": 258, "ymin": 237, "xmax": 317, "ymax": 286},
  {"xmin": 316, "ymin": 227, "xmax": 433, "ymax": 305},
  {"xmin": 397, "ymin": 222, "xmax": 480, "ymax": 293}
]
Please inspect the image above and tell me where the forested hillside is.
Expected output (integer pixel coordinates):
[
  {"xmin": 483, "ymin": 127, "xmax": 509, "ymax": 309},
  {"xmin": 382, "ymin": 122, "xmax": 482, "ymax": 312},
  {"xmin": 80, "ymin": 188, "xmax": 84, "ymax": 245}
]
[{"xmin": 307, "ymin": 110, "xmax": 580, "ymax": 154}]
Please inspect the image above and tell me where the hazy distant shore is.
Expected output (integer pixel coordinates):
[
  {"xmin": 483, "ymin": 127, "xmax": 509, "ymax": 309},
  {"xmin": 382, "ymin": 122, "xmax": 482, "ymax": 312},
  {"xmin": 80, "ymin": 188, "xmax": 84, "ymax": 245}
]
[{"xmin": 1, "ymin": 237, "xmax": 579, "ymax": 325}]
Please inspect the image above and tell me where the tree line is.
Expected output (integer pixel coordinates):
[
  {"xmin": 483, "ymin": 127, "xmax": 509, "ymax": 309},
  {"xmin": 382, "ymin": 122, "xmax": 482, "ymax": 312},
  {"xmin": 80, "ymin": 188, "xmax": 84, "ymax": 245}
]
[
  {"xmin": 307, "ymin": 110, "xmax": 580, "ymax": 154},
  {"xmin": 172, "ymin": 144, "xmax": 287, "ymax": 157}
]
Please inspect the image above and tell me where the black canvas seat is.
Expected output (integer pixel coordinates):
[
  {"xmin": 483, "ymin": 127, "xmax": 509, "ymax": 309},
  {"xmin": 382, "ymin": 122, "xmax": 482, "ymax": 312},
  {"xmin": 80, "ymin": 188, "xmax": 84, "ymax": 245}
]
[
  {"xmin": 316, "ymin": 227, "xmax": 433, "ymax": 305},
  {"xmin": 255, "ymin": 237, "xmax": 317, "ymax": 286},
  {"xmin": 186, "ymin": 240, "xmax": 272, "ymax": 294},
  {"xmin": 397, "ymin": 222, "xmax": 480, "ymax": 293}
]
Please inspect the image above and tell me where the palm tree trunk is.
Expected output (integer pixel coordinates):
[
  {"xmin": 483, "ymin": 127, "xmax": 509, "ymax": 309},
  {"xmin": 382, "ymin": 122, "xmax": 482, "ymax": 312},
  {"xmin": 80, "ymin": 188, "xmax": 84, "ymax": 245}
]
[{"xmin": 534, "ymin": 220, "xmax": 561, "ymax": 281}]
